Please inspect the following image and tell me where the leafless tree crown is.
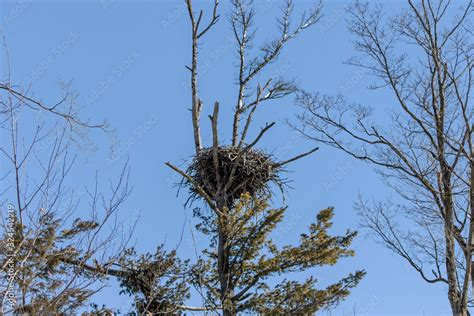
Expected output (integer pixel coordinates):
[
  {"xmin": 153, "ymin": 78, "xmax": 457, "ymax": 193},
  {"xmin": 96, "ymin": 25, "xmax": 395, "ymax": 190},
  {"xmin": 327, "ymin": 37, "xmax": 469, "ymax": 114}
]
[{"xmin": 295, "ymin": 1, "xmax": 473, "ymax": 315}]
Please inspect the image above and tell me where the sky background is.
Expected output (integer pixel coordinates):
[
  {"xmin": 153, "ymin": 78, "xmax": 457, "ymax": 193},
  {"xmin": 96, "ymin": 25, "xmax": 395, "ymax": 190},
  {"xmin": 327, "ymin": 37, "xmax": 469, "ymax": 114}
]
[{"xmin": 0, "ymin": 0, "xmax": 459, "ymax": 315}]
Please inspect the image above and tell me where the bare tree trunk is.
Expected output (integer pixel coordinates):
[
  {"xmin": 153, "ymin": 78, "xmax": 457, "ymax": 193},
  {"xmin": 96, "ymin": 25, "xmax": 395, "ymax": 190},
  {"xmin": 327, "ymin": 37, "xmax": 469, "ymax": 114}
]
[
  {"xmin": 190, "ymin": 27, "xmax": 202, "ymax": 153},
  {"xmin": 185, "ymin": 0, "xmax": 219, "ymax": 153},
  {"xmin": 437, "ymin": 93, "xmax": 464, "ymax": 315},
  {"xmin": 469, "ymin": 156, "xmax": 474, "ymax": 299}
]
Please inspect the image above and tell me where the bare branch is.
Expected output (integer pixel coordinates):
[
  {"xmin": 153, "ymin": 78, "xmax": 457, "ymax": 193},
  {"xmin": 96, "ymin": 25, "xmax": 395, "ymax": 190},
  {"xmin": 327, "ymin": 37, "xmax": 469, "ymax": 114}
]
[{"xmin": 277, "ymin": 147, "xmax": 319, "ymax": 167}]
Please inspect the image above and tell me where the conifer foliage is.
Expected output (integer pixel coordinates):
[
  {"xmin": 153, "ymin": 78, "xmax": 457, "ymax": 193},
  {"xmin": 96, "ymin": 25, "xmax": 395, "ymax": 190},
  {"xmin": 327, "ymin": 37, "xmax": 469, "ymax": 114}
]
[
  {"xmin": 117, "ymin": 246, "xmax": 190, "ymax": 313},
  {"xmin": 190, "ymin": 194, "xmax": 364, "ymax": 314}
]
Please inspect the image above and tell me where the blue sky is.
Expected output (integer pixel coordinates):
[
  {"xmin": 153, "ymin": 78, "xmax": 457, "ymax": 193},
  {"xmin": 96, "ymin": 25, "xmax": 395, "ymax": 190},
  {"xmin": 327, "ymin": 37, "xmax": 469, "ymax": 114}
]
[{"xmin": 1, "ymin": 0, "xmax": 452, "ymax": 315}]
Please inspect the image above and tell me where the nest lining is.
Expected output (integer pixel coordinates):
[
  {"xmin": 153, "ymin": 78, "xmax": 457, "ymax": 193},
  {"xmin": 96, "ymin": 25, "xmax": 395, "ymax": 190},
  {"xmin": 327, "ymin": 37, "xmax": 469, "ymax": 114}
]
[{"xmin": 186, "ymin": 146, "xmax": 284, "ymax": 205}]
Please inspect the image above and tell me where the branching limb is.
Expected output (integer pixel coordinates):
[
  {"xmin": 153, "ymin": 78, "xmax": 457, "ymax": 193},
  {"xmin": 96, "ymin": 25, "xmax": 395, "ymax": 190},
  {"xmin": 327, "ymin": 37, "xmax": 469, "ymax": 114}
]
[
  {"xmin": 185, "ymin": 0, "xmax": 220, "ymax": 153},
  {"xmin": 231, "ymin": 0, "xmax": 322, "ymax": 146},
  {"xmin": 165, "ymin": 162, "xmax": 223, "ymax": 216}
]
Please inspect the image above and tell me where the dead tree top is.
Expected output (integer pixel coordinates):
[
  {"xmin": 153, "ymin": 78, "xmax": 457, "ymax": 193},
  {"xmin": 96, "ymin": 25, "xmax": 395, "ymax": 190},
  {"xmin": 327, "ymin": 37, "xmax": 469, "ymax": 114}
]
[{"xmin": 167, "ymin": 0, "xmax": 321, "ymax": 215}]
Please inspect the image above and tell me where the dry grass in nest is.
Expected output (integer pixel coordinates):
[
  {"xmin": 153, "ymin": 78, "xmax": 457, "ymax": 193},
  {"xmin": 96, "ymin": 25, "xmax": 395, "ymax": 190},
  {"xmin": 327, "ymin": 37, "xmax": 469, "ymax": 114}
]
[{"xmin": 185, "ymin": 146, "xmax": 285, "ymax": 205}]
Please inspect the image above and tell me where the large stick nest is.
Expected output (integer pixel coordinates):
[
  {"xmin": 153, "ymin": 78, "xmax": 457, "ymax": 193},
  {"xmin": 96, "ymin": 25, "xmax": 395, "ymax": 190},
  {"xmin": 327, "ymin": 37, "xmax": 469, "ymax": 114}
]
[{"xmin": 186, "ymin": 146, "xmax": 284, "ymax": 205}]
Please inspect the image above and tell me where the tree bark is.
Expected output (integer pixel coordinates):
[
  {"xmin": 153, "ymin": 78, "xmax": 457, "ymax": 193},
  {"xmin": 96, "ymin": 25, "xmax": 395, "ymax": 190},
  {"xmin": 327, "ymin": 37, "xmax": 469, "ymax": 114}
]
[{"xmin": 216, "ymin": 195, "xmax": 236, "ymax": 316}]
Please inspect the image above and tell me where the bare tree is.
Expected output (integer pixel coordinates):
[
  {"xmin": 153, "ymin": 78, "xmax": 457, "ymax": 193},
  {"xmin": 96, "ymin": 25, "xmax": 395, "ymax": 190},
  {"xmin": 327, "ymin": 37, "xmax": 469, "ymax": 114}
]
[
  {"xmin": 295, "ymin": 1, "xmax": 473, "ymax": 315},
  {"xmin": 0, "ymin": 39, "xmax": 132, "ymax": 313}
]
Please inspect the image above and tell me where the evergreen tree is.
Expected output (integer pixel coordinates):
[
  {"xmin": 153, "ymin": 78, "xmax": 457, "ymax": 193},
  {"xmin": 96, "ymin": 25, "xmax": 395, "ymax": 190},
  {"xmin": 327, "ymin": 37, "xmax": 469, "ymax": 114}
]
[
  {"xmin": 117, "ymin": 246, "xmax": 190, "ymax": 314},
  {"xmin": 162, "ymin": 1, "xmax": 366, "ymax": 314},
  {"xmin": 190, "ymin": 193, "xmax": 364, "ymax": 314}
]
